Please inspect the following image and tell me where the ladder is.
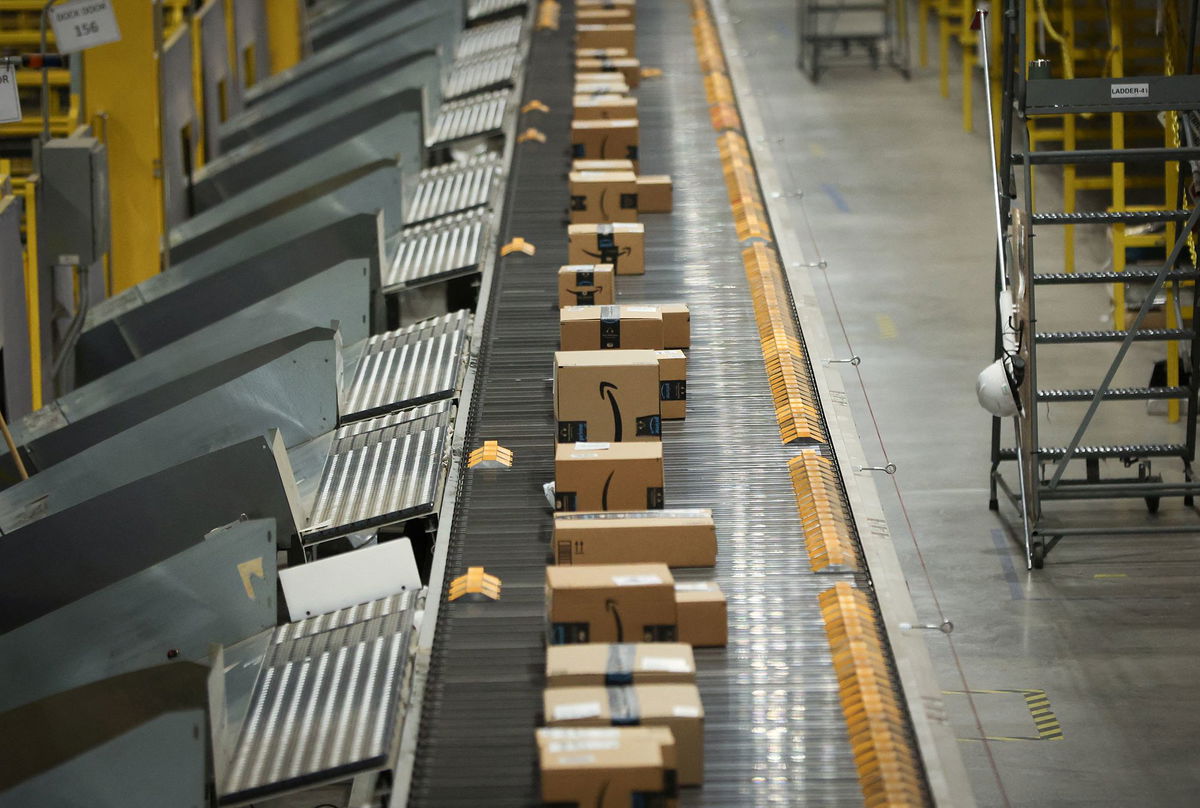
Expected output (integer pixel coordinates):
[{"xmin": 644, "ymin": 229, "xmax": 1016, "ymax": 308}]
[{"xmin": 988, "ymin": 0, "xmax": 1200, "ymax": 568}]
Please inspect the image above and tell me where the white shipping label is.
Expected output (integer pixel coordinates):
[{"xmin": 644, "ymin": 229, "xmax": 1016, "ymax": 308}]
[
  {"xmin": 553, "ymin": 701, "xmax": 602, "ymax": 721},
  {"xmin": 554, "ymin": 754, "xmax": 597, "ymax": 765},
  {"xmin": 625, "ymin": 306, "xmax": 658, "ymax": 312},
  {"xmin": 0, "ymin": 66, "xmax": 21, "ymax": 124},
  {"xmin": 547, "ymin": 739, "xmax": 620, "ymax": 753},
  {"xmin": 49, "ymin": 0, "xmax": 121, "ymax": 54},
  {"xmin": 1110, "ymin": 82, "xmax": 1149, "ymax": 99},
  {"xmin": 640, "ymin": 656, "xmax": 692, "ymax": 673},
  {"xmin": 674, "ymin": 582, "xmax": 715, "ymax": 592},
  {"xmin": 574, "ymin": 442, "xmax": 611, "ymax": 450},
  {"xmin": 612, "ymin": 574, "xmax": 664, "ymax": 587},
  {"xmin": 672, "ymin": 705, "xmax": 701, "ymax": 718}
]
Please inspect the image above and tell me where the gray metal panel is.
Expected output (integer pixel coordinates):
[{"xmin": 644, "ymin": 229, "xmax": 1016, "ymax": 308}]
[
  {"xmin": 219, "ymin": 50, "xmax": 440, "ymax": 152},
  {"xmin": 426, "ymin": 89, "xmax": 510, "ymax": 148},
  {"xmin": 39, "ymin": 136, "xmax": 109, "ymax": 268},
  {"xmin": 0, "ymin": 196, "xmax": 30, "ymax": 419},
  {"xmin": 160, "ymin": 27, "xmax": 200, "ymax": 229},
  {"xmin": 233, "ymin": 0, "xmax": 270, "ymax": 94},
  {"xmin": 444, "ymin": 47, "xmax": 520, "ymax": 99},
  {"xmin": 343, "ymin": 310, "xmax": 473, "ymax": 422},
  {"xmin": 383, "ymin": 210, "xmax": 488, "ymax": 290},
  {"xmin": 455, "ymin": 16, "xmax": 523, "ymax": 58},
  {"xmin": 171, "ymin": 159, "xmax": 402, "ymax": 262},
  {"xmin": 304, "ymin": 401, "xmax": 453, "ymax": 543},
  {"xmin": 74, "ymin": 212, "xmax": 385, "ymax": 386},
  {"xmin": 0, "ymin": 434, "xmax": 299, "ymax": 618},
  {"xmin": 405, "ymin": 152, "xmax": 501, "ymax": 224},
  {"xmin": 0, "ymin": 518, "xmax": 278, "ymax": 713},
  {"xmin": 467, "ymin": 0, "xmax": 528, "ymax": 22},
  {"xmin": 198, "ymin": 0, "xmax": 241, "ymax": 160},
  {"xmin": 310, "ymin": 0, "xmax": 457, "ymax": 52},
  {"xmin": 0, "ymin": 663, "xmax": 211, "ymax": 806},
  {"xmin": 192, "ymin": 86, "xmax": 423, "ymax": 211},
  {"xmin": 220, "ymin": 591, "xmax": 422, "ymax": 803}
]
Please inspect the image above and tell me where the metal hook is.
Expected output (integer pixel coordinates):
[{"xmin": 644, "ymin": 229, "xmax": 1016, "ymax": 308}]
[
  {"xmin": 899, "ymin": 619, "xmax": 954, "ymax": 635},
  {"xmin": 856, "ymin": 463, "xmax": 897, "ymax": 475},
  {"xmin": 823, "ymin": 355, "xmax": 861, "ymax": 367},
  {"xmin": 794, "ymin": 260, "xmax": 827, "ymax": 270}
]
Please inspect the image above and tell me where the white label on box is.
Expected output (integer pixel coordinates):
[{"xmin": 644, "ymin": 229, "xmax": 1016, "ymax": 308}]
[
  {"xmin": 640, "ymin": 656, "xmax": 692, "ymax": 674},
  {"xmin": 613, "ymin": 574, "xmax": 664, "ymax": 587},
  {"xmin": 672, "ymin": 705, "xmax": 701, "ymax": 718},
  {"xmin": 553, "ymin": 701, "xmax": 602, "ymax": 721},
  {"xmin": 0, "ymin": 66, "xmax": 21, "ymax": 124},
  {"xmin": 554, "ymin": 753, "xmax": 597, "ymax": 765},
  {"xmin": 49, "ymin": 0, "xmax": 121, "ymax": 54},
  {"xmin": 674, "ymin": 582, "xmax": 715, "ymax": 592},
  {"xmin": 574, "ymin": 442, "xmax": 611, "ymax": 450},
  {"xmin": 541, "ymin": 728, "xmax": 619, "ymax": 741},
  {"xmin": 1110, "ymin": 82, "xmax": 1149, "ymax": 99},
  {"xmin": 547, "ymin": 739, "xmax": 620, "ymax": 753},
  {"xmin": 569, "ymin": 453, "xmax": 601, "ymax": 459},
  {"xmin": 626, "ymin": 306, "xmax": 658, "ymax": 313}
]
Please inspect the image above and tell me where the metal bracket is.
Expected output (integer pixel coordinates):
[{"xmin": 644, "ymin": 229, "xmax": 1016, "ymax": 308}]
[
  {"xmin": 823, "ymin": 355, "xmax": 861, "ymax": 367},
  {"xmin": 857, "ymin": 463, "xmax": 897, "ymax": 475},
  {"xmin": 899, "ymin": 619, "xmax": 954, "ymax": 634}
]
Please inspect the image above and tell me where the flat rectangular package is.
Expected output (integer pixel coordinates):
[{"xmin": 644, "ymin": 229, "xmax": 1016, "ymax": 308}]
[
  {"xmin": 569, "ymin": 170, "xmax": 640, "ymax": 224},
  {"xmin": 637, "ymin": 175, "xmax": 674, "ymax": 213},
  {"xmin": 536, "ymin": 727, "xmax": 676, "ymax": 807},
  {"xmin": 543, "ymin": 683, "xmax": 705, "ymax": 785},
  {"xmin": 554, "ymin": 441, "xmax": 665, "ymax": 512},
  {"xmin": 576, "ymin": 56, "xmax": 642, "ymax": 88},
  {"xmin": 575, "ymin": 78, "xmax": 630, "ymax": 97},
  {"xmin": 554, "ymin": 508, "xmax": 715, "ymax": 567},
  {"xmin": 658, "ymin": 303, "xmax": 691, "ymax": 348},
  {"xmin": 545, "ymin": 643, "xmax": 697, "ymax": 686},
  {"xmin": 574, "ymin": 93, "xmax": 639, "ymax": 121},
  {"xmin": 674, "ymin": 581, "xmax": 728, "ymax": 647},
  {"xmin": 576, "ymin": 7, "xmax": 635, "ymax": 24},
  {"xmin": 573, "ymin": 158, "xmax": 636, "ymax": 173},
  {"xmin": 546, "ymin": 563, "xmax": 677, "ymax": 644},
  {"xmin": 558, "ymin": 264, "xmax": 616, "ymax": 307},
  {"xmin": 576, "ymin": 23, "xmax": 637, "ymax": 52},
  {"xmin": 568, "ymin": 223, "xmax": 645, "ymax": 275},
  {"xmin": 576, "ymin": 0, "xmax": 637, "ymax": 22},
  {"xmin": 656, "ymin": 350, "xmax": 687, "ymax": 420},
  {"xmin": 571, "ymin": 118, "xmax": 639, "ymax": 164},
  {"xmin": 555, "ymin": 350, "xmax": 662, "ymax": 442},
  {"xmin": 561, "ymin": 305, "xmax": 665, "ymax": 351},
  {"xmin": 576, "ymin": 47, "xmax": 630, "ymax": 59}
]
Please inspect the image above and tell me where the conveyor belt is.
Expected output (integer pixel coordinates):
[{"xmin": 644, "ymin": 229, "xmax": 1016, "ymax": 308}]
[
  {"xmin": 220, "ymin": 591, "xmax": 423, "ymax": 805},
  {"xmin": 383, "ymin": 210, "xmax": 489, "ymax": 291},
  {"xmin": 342, "ymin": 310, "xmax": 474, "ymax": 423},
  {"xmin": 303, "ymin": 401, "xmax": 454, "ymax": 546},
  {"xmin": 444, "ymin": 47, "xmax": 521, "ymax": 100},
  {"xmin": 405, "ymin": 153, "xmax": 501, "ymax": 225}
]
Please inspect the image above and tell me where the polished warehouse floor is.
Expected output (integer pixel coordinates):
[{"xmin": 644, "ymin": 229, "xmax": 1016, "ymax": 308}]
[{"xmin": 723, "ymin": 2, "xmax": 1200, "ymax": 806}]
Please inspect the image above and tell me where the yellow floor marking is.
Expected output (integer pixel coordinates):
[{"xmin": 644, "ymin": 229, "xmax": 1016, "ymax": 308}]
[
  {"xmin": 876, "ymin": 313, "xmax": 897, "ymax": 340},
  {"xmin": 809, "ymin": 142, "xmax": 826, "ymax": 157},
  {"xmin": 1094, "ymin": 573, "xmax": 1128, "ymax": 579},
  {"xmin": 942, "ymin": 688, "xmax": 1064, "ymax": 742}
]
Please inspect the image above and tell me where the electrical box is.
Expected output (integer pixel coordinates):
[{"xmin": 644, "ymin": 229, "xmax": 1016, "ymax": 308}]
[{"xmin": 40, "ymin": 136, "xmax": 110, "ymax": 268}]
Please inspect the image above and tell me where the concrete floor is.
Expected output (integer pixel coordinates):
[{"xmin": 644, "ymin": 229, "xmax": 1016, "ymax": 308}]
[{"xmin": 723, "ymin": 2, "xmax": 1200, "ymax": 806}]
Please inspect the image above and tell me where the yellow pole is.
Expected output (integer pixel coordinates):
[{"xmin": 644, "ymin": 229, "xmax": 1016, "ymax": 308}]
[
  {"xmin": 961, "ymin": 0, "xmax": 974, "ymax": 133},
  {"xmin": 83, "ymin": 1, "xmax": 165, "ymax": 293},
  {"xmin": 918, "ymin": 0, "xmax": 931, "ymax": 67},
  {"xmin": 1111, "ymin": 0, "xmax": 1127, "ymax": 330},
  {"xmin": 191, "ymin": 6, "xmax": 207, "ymax": 168},
  {"xmin": 21, "ymin": 178, "xmax": 41, "ymax": 410},
  {"xmin": 264, "ymin": 0, "xmax": 303, "ymax": 75}
]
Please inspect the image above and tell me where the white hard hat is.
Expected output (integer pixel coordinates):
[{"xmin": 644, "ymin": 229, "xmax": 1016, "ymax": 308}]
[{"xmin": 976, "ymin": 356, "xmax": 1021, "ymax": 417}]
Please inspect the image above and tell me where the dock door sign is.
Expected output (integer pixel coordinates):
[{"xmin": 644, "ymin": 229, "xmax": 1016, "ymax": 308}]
[
  {"xmin": 49, "ymin": 0, "xmax": 121, "ymax": 54},
  {"xmin": 0, "ymin": 66, "xmax": 21, "ymax": 124}
]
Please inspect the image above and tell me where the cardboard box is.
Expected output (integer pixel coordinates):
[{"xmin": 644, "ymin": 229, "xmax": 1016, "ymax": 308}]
[
  {"xmin": 575, "ymin": 78, "xmax": 630, "ymax": 97},
  {"xmin": 568, "ymin": 223, "xmax": 645, "ymax": 276},
  {"xmin": 555, "ymin": 350, "xmax": 662, "ymax": 442},
  {"xmin": 538, "ymin": 730, "xmax": 666, "ymax": 807},
  {"xmin": 577, "ymin": 23, "xmax": 636, "ymax": 52},
  {"xmin": 544, "ymin": 683, "xmax": 705, "ymax": 785},
  {"xmin": 547, "ymin": 563, "xmax": 677, "ymax": 644},
  {"xmin": 576, "ymin": 7, "xmax": 634, "ymax": 24},
  {"xmin": 537, "ymin": 727, "xmax": 676, "ymax": 807},
  {"xmin": 656, "ymin": 350, "xmax": 686, "ymax": 421},
  {"xmin": 577, "ymin": 0, "xmax": 637, "ymax": 22},
  {"xmin": 576, "ymin": 56, "xmax": 641, "ymax": 88},
  {"xmin": 554, "ymin": 509, "xmax": 715, "ymax": 567},
  {"xmin": 637, "ymin": 175, "xmax": 674, "ymax": 213},
  {"xmin": 546, "ymin": 643, "xmax": 697, "ymax": 686},
  {"xmin": 561, "ymin": 305, "xmax": 664, "ymax": 351},
  {"xmin": 659, "ymin": 303, "xmax": 691, "ymax": 349},
  {"xmin": 569, "ymin": 170, "xmax": 639, "ymax": 224},
  {"xmin": 559, "ymin": 264, "xmax": 616, "ymax": 307},
  {"xmin": 576, "ymin": 47, "xmax": 630, "ymax": 59},
  {"xmin": 574, "ymin": 158, "xmax": 636, "ymax": 173},
  {"xmin": 555, "ymin": 441, "xmax": 665, "ymax": 512},
  {"xmin": 675, "ymin": 581, "xmax": 728, "ymax": 647},
  {"xmin": 572, "ymin": 118, "xmax": 639, "ymax": 164},
  {"xmin": 574, "ymin": 93, "xmax": 639, "ymax": 121}
]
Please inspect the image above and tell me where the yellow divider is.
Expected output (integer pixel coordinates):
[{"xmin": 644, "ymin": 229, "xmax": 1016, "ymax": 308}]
[{"xmin": 788, "ymin": 452, "xmax": 859, "ymax": 572}]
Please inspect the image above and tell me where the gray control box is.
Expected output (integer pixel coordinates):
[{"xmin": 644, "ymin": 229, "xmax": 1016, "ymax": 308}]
[{"xmin": 40, "ymin": 136, "xmax": 110, "ymax": 267}]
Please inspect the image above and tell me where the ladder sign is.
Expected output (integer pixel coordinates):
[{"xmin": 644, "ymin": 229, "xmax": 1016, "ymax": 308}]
[
  {"xmin": 49, "ymin": 0, "xmax": 121, "ymax": 54},
  {"xmin": 0, "ymin": 66, "xmax": 20, "ymax": 124}
]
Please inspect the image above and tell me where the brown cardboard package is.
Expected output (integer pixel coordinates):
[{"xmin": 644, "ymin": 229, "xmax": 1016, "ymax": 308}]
[
  {"xmin": 573, "ymin": 158, "xmax": 636, "ymax": 172},
  {"xmin": 569, "ymin": 170, "xmax": 640, "ymax": 224},
  {"xmin": 554, "ymin": 441, "xmax": 665, "ymax": 512},
  {"xmin": 574, "ymin": 93, "xmax": 639, "ymax": 121},
  {"xmin": 572, "ymin": 118, "xmax": 639, "ymax": 164},
  {"xmin": 537, "ymin": 727, "xmax": 677, "ymax": 807},
  {"xmin": 675, "ymin": 582, "xmax": 728, "ymax": 648},
  {"xmin": 555, "ymin": 350, "xmax": 662, "ymax": 442},
  {"xmin": 656, "ymin": 350, "xmax": 687, "ymax": 420},
  {"xmin": 577, "ymin": 23, "xmax": 636, "ymax": 52},
  {"xmin": 558, "ymin": 264, "xmax": 616, "ymax": 307},
  {"xmin": 575, "ymin": 78, "xmax": 630, "ymax": 96},
  {"xmin": 561, "ymin": 305, "xmax": 665, "ymax": 351},
  {"xmin": 576, "ymin": 46, "xmax": 630, "ymax": 59},
  {"xmin": 576, "ymin": 7, "xmax": 634, "ymax": 24},
  {"xmin": 577, "ymin": 0, "xmax": 637, "ymax": 22},
  {"xmin": 546, "ymin": 563, "xmax": 677, "ymax": 644},
  {"xmin": 544, "ymin": 683, "xmax": 705, "ymax": 785},
  {"xmin": 554, "ymin": 509, "xmax": 715, "ymax": 567},
  {"xmin": 659, "ymin": 303, "xmax": 691, "ymax": 349},
  {"xmin": 576, "ymin": 56, "xmax": 642, "ymax": 88},
  {"xmin": 538, "ymin": 731, "xmax": 665, "ymax": 807},
  {"xmin": 568, "ymin": 223, "xmax": 645, "ymax": 275},
  {"xmin": 637, "ymin": 175, "xmax": 674, "ymax": 213},
  {"xmin": 546, "ymin": 643, "xmax": 697, "ymax": 686}
]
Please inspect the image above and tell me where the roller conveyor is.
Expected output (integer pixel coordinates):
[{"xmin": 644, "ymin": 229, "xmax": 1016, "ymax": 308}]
[
  {"xmin": 455, "ymin": 17, "xmax": 525, "ymax": 59},
  {"xmin": 383, "ymin": 210, "xmax": 489, "ymax": 291},
  {"xmin": 405, "ymin": 153, "xmax": 501, "ymax": 225},
  {"xmin": 467, "ymin": 0, "xmax": 528, "ymax": 25},
  {"xmin": 444, "ymin": 47, "xmax": 522, "ymax": 100},
  {"xmin": 343, "ymin": 310, "xmax": 473, "ymax": 423},
  {"xmin": 426, "ymin": 89, "xmax": 512, "ymax": 150}
]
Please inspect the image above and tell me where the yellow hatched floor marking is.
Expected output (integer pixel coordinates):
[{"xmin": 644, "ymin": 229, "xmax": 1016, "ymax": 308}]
[
  {"xmin": 942, "ymin": 689, "xmax": 1064, "ymax": 741},
  {"xmin": 876, "ymin": 313, "xmax": 898, "ymax": 340}
]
